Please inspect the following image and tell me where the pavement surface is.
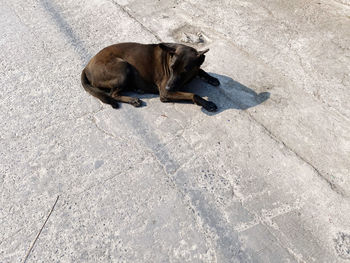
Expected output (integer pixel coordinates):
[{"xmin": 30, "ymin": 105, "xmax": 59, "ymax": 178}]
[{"xmin": 1, "ymin": 0, "xmax": 350, "ymax": 262}]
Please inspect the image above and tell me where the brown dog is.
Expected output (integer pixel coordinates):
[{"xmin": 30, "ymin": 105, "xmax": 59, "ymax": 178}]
[{"xmin": 81, "ymin": 42, "xmax": 220, "ymax": 111}]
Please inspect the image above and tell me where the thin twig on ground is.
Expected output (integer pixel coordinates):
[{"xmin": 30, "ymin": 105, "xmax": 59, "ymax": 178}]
[{"xmin": 23, "ymin": 195, "xmax": 60, "ymax": 263}]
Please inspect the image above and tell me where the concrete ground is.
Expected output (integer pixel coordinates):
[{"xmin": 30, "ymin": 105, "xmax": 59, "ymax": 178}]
[{"xmin": 1, "ymin": 0, "xmax": 350, "ymax": 262}]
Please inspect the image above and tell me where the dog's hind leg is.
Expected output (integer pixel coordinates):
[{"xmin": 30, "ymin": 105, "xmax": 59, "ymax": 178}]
[
  {"xmin": 81, "ymin": 69, "xmax": 120, "ymax": 108},
  {"xmin": 101, "ymin": 62, "xmax": 143, "ymax": 107}
]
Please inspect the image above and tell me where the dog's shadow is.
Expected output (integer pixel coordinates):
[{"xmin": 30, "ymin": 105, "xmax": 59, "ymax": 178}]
[
  {"xmin": 188, "ymin": 73, "xmax": 270, "ymax": 115},
  {"xmin": 130, "ymin": 73, "xmax": 270, "ymax": 115}
]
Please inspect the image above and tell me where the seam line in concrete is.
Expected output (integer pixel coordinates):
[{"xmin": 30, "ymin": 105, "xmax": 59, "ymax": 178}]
[
  {"xmin": 109, "ymin": 0, "xmax": 162, "ymax": 42},
  {"xmin": 246, "ymin": 111, "xmax": 346, "ymax": 198}
]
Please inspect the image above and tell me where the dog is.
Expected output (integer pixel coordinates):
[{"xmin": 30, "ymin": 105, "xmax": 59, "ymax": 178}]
[{"xmin": 81, "ymin": 42, "xmax": 220, "ymax": 111}]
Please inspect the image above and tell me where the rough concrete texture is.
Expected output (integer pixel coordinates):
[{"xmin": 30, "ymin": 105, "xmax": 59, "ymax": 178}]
[{"xmin": 1, "ymin": 0, "xmax": 350, "ymax": 262}]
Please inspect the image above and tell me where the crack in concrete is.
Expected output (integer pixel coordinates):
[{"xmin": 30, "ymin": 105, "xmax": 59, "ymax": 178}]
[
  {"xmin": 172, "ymin": 120, "xmax": 304, "ymax": 262},
  {"xmin": 232, "ymin": 188, "xmax": 304, "ymax": 262},
  {"xmin": 246, "ymin": 111, "xmax": 346, "ymax": 198},
  {"xmin": 198, "ymin": 145, "xmax": 303, "ymax": 262},
  {"xmin": 109, "ymin": 0, "xmax": 162, "ymax": 42},
  {"xmin": 0, "ymin": 228, "xmax": 23, "ymax": 246},
  {"xmin": 90, "ymin": 115, "xmax": 118, "ymax": 139},
  {"xmin": 215, "ymin": 78, "xmax": 346, "ymax": 198},
  {"xmin": 0, "ymin": 106, "xmax": 104, "ymax": 143}
]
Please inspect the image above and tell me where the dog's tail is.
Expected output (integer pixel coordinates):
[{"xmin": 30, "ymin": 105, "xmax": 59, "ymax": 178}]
[{"xmin": 81, "ymin": 69, "xmax": 119, "ymax": 108}]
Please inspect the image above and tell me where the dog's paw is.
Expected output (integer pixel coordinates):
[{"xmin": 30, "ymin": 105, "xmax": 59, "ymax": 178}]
[
  {"xmin": 111, "ymin": 102, "xmax": 119, "ymax": 109},
  {"xmin": 109, "ymin": 99, "xmax": 119, "ymax": 109},
  {"xmin": 130, "ymin": 98, "xmax": 143, "ymax": 107},
  {"xmin": 208, "ymin": 77, "xmax": 220, "ymax": 86},
  {"xmin": 203, "ymin": 101, "xmax": 217, "ymax": 112}
]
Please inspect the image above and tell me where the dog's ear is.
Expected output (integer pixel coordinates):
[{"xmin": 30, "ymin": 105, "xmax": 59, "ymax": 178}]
[
  {"xmin": 159, "ymin": 43, "xmax": 177, "ymax": 55},
  {"xmin": 197, "ymin": 48, "xmax": 209, "ymax": 56}
]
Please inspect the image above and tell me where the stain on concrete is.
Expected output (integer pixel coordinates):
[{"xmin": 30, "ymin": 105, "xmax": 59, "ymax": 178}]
[
  {"xmin": 94, "ymin": 160, "xmax": 104, "ymax": 169},
  {"xmin": 172, "ymin": 24, "xmax": 210, "ymax": 47}
]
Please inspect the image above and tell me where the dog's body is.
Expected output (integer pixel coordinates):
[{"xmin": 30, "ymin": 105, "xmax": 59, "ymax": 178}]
[{"xmin": 81, "ymin": 42, "xmax": 220, "ymax": 111}]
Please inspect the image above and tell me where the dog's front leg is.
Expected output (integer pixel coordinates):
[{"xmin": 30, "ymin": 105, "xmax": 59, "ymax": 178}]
[
  {"xmin": 160, "ymin": 91, "xmax": 217, "ymax": 112},
  {"xmin": 198, "ymin": 69, "xmax": 220, "ymax": 86}
]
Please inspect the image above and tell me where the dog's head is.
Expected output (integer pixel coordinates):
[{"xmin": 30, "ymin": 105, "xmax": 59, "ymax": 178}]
[{"xmin": 159, "ymin": 43, "xmax": 209, "ymax": 91}]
